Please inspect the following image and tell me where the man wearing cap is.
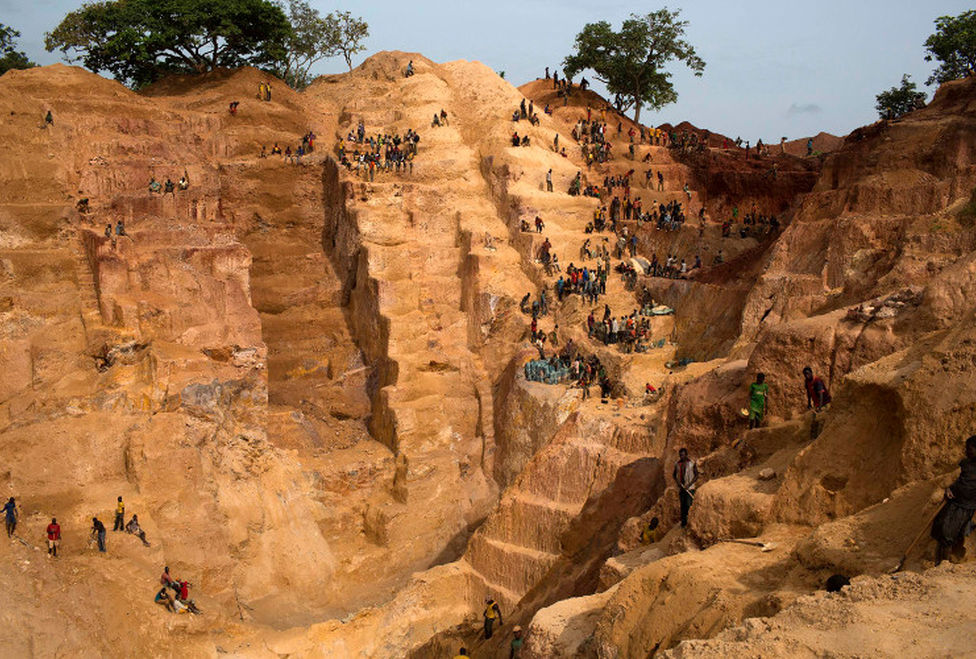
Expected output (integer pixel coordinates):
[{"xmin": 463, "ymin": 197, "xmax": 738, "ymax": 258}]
[{"xmin": 510, "ymin": 625, "xmax": 524, "ymax": 657}]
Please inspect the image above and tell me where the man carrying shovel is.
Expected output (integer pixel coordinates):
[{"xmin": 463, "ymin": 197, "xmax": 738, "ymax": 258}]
[
  {"xmin": 673, "ymin": 448, "xmax": 699, "ymax": 528},
  {"xmin": 932, "ymin": 435, "xmax": 976, "ymax": 565},
  {"xmin": 891, "ymin": 435, "xmax": 976, "ymax": 573}
]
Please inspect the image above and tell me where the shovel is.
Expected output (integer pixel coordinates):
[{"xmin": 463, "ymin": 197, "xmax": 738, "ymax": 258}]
[
  {"xmin": 718, "ymin": 538, "xmax": 777, "ymax": 552},
  {"xmin": 890, "ymin": 502, "xmax": 945, "ymax": 574}
]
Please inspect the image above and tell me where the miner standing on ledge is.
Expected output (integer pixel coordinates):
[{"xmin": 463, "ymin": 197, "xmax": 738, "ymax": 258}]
[
  {"xmin": 803, "ymin": 366, "xmax": 831, "ymax": 411},
  {"xmin": 113, "ymin": 496, "xmax": 125, "ymax": 532},
  {"xmin": 483, "ymin": 597, "xmax": 503, "ymax": 639},
  {"xmin": 932, "ymin": 435, "xmax": 976, "ymax": 564},
  {"xmin": 673, "ymin": 448, "xmax": 699, "ymax": 528}
]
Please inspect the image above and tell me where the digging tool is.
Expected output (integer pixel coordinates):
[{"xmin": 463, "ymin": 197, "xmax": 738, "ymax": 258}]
[
  {"xmin": 890, "ymin": 502, "xmax": 945, "ymax": 573},
  {"xmin": 718, "ymin": 538, "xmax": 777, "ymax": 552},
  {"xmin": 13, "ymin": 535, "xmax": 38, "ymax": 550}
]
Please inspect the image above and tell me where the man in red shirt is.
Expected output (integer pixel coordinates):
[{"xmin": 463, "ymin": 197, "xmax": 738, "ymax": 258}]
[
  {"xmin": 803, "ymin": 367, "xmax": 831, "ymax": 411},
  {"xmin": 46, "ymin": 518, "xmax": 61, "ymax": 557},
  {"xmin": 160, "ymin": 566, "xmax": 178, "ymax": 592}
]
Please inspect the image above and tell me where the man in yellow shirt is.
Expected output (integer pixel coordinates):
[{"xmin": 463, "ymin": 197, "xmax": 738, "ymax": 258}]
[
  {"xmin": 483, "ymin": 597, "xmax": 503, "ymax": 639},
  {"xmin": 113, "ymin": 496, "xmax": 125, "ymax": 532},
  {"xmin": 641, "ymin": 517, "xmax": 662, "ymax": 544}
]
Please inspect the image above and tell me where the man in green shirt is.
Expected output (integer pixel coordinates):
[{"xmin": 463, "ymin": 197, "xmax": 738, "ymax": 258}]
[
  {"xmin": 748, "ymin": 372, "xmax": 769, "ymax": 429},
  {"xmin": 510, "ymin": 625, "xmax": 524, "ymax": 657}
]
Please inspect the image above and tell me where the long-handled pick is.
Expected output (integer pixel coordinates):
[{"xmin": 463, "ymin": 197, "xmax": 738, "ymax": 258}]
[
  {"xmin": 718, "ymin": 538, "xmax": 777, "ymax": 552},
  {"xmin": 891, "ymin": 502, "xmax": 945, "ymax": 573}
]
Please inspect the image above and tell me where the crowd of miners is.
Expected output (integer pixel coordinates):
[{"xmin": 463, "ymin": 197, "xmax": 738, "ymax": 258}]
[{"xmin": 335, "ymin": 120, "xmax": 421, "ymax": 178}]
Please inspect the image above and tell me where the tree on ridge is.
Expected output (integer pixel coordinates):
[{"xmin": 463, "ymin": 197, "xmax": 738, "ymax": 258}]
[
  {"xmin": 562, "ymin": 8, "xmax": 705, "ymax": 124},
  {"xmin": 925, "ymin": 10, "xmax": 976, "ymax": 85},
  {"xmin": 276, "ymin": 1, "xmax": 369, "ymax": 87},
  {"xmin": 875, "ymin": 74, "xmax": 927, "ymax": 120},
  {"xmin": 0, "ymin": 24, "xmax": 36, "ymax": 75},
  {"xmin": 327, "ymin": 10, "xmax": 369, "ymax": 72},
  {"xmin": 45, "ymin": 0, "xmax": 291, "ymax": 88}
]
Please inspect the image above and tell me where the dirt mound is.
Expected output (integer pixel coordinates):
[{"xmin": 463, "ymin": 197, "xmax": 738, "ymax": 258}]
[
  {"xmin": 665, "ymin": 564, "xmax": 976, "ymax": 658},
  {"xmin": 781, "ymin": 131, "xmax": 842, "ymax": 156}
]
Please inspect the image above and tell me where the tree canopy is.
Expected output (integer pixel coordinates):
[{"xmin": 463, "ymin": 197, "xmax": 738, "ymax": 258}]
[
  {"xmin": 276, "ymin": 2, "xmax": 368, "ymax": 87},
  {"xmin": 875, "ymin": 74, "xmax": 926, "ymax": 120},
  {"xmin": 0, "ymin": 24, "xmax": 36, "ymax": 76},
  {"xmin": 563, "ymin": 9, "xmax": 705, "ymax": 124},
  {"xmin": 924, "ymin": 10, "xmax": 976, "ymax": 85},
  {"xmin": 45, "ymin": 0, "xmax": 291, "ymax": 88},
  {"xmin": 327, "ymin": 10, "xmax": 369, "ymax": 72}
]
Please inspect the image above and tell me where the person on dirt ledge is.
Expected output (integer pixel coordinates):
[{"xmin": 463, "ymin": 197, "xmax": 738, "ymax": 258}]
[
  {"xmin": 483, "ymin": 597, "xmax": 503, "ymax": 639},
  {"xmin": 3, "ymin": 497, "xmax": 17, "ymax": 537},
  {"xmin": 673, "ymin": 448, "xmax": 698, "ymax": 528},
  {"xmin": 510, "ymin": 625, "xmax": 524, "ymax": 657},
  {"xmin": 748, "ymin": 372, "xmax": 769, "ymax": 429},
  {"xmin": 932, "ymin": 435, "xmax": 976, "ymax": 565},
  {"xmin": 113, "ymin": 496, "xmax": 124, "ymax": 531},
  {"xmin": 453, "ymin": 648, "xmax": 468, "ymax": 659},
  {"xmin": 641, "ymin": 516, "xmax": 662, "ymax": 544},
  {"xmin": 46, "ymin": 517, "xmax": 61, "ymax": 557},
  {"xmin": 91, "ymin": 516, "xmax": 106, "ymax": 553},
  {"xmin": 803, "ymin": 366, "xmax": 831, "ymax": 411}
]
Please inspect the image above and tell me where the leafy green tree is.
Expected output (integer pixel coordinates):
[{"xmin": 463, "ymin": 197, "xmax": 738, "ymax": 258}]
[
  {"xmin": 875, "ymin": 74, "xmax": 926, "ymax": 120},
  {"xmin": 276, "ymin": 0, "xmax": 333, "ymax": 88},
  {"xmin": 327, "ymin": 10, "xmax": 368, "ymax": 72},
  {"xmin": 924, "ymin": 10, "xmax": 976, "ymax": 85},
  {"xmin": 275, "ymin": 2, "xmax": 368, "ymax": 87},
  {"xmin": 563, "ymin": 9, "xmax": 705, "ymax": 124},
  {"xmin": 45, "ymin": 0, "xmax": 291, "ymax": 88},
  {"xmin": 0, "ymin": 24, "xmax": 36, "ymax": 75}
]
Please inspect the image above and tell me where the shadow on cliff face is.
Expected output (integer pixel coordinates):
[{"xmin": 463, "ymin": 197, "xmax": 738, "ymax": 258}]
[
  {"xmin": 418, "ymin": 456, "xmax": 665, "ymax": 658},
  {"xmin": 558, "ymin": 456, "xmax": 665, "ymax": 592},
  {"xmin": 427, "ymin": 517, "xmax": 490, "ymax": 569}
]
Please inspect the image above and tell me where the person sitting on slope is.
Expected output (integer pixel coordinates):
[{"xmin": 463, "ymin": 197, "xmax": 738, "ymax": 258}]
[{"xmin": 125, "ymin": 514, "xmax": 151, "ymax": 547}]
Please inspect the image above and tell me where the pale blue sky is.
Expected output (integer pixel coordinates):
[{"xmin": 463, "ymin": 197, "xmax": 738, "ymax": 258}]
[{"xmin": 1, "ymin": 0, "xmax": 970, "ymax": 141}]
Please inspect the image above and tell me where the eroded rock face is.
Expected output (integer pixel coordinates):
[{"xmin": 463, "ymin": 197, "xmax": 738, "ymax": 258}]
[{"xmin": 505, "ymin": 77, "xmax": 976, "ymax": 658}]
